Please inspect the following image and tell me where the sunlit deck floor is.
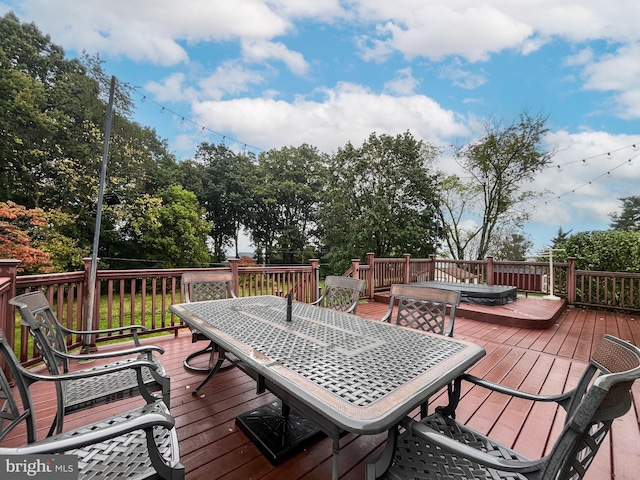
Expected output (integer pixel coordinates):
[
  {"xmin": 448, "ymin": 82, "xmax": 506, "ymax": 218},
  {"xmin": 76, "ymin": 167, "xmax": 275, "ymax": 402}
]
[{"xmin": 5, "ymin": 299, "xmax": 640, "ymax": 479}]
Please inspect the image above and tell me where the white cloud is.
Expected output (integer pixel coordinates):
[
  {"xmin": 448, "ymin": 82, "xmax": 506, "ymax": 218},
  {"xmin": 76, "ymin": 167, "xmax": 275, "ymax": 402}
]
[
  {"xmin": 241, "ymin": 39, "xmax": 310, "ymax": 76},
  {"xmin": 581, "ymin": 44, "xmax": 640, "ymax": 118},
  {"xmin": 356, "ymin": 5, "xmax": 533, "ymax": 62},
  {"xmin": 351, "ymin": 1, "xmax": 640, "ymax": 61},
  {"xmin": 190, "ymin": 82, "xmax": 469, "ymax": 153},
  {"xmin": 384, "ymin": 67, "xmax": 419, "ymax": 95},
  {"xmin": 438, "ymin": 60, "xmax": 487, "ymax": 89},
  {"xmin": 198, "ymin": 61, "xmax": 266, "ymax": 100},
  {"xmin": 564, "ymin": 48, "xmax": 594, "ymax": 67},
  {"xmin": 11, "ymin": 0, "xmax": 291, "ymax": 65}
]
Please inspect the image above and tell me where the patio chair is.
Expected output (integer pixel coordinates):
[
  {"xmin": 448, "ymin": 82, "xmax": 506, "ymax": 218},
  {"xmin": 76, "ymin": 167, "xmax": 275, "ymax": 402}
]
[
  {"xmin": 0, "ymin": 329, "xmax": 184, "ymax": 480},
  {"xmin": 381, "ymin": 284, "xmax": 461, "ymax": 417},
  {"xmin": 9, "ymin": 290, "xmax": 170, "ymax": 436},
  {"xmin": 381, "ymin": 283, "xmax": 461, "ymax": 337},
  {"xmin": 366, "ymin": 334, "xmax": 640, "ymax": 480},
  {"xmin": 311, "ymin": 276, "xmax": 365, "ymax": 314},
  {"xmin": 181, "ymin": 271, "xmax": 236, "ymax": 395}
]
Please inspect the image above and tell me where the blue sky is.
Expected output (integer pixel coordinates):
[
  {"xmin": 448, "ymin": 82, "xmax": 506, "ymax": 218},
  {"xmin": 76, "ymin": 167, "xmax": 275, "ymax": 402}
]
[{"xmin": 3, "ymin": 1, "xmax": 640, "ymax": 256}]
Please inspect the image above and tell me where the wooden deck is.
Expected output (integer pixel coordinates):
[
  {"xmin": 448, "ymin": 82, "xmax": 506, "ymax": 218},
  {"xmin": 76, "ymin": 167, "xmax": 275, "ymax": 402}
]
[{"xmin": 3, "ymin": 299, "xmax": 640, "ymax": 479}]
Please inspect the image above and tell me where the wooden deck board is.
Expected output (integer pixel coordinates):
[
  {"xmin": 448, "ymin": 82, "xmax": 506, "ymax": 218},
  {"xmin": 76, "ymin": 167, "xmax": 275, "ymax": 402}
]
[{"xmin": 3, "ymin": 299, "xmax": 640, "ymax": 479}]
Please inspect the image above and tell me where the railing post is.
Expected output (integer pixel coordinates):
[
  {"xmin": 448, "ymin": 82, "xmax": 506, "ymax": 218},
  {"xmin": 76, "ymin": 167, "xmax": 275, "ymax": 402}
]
[
  {"xmin": 0, "ymin": 259, "xmax": 20, "ymax": 381},
  {"xmin": 428, "ymin": 254, "xmax": 436, "ymax": 281},
  {"xmin": 566, "ymin": 257, "xmax": 576, "ymax": 305},
  {"xmin": 486, "ymin": 256, "xmax": 494, "ymax": 286},
  {"xmin": 310, "ymin": 259, "xmax": 320, "ymax": 302},
  {"xmin": 228, "ymin": 258, "xmax": 240, "ymax": 297},
  {"xmin": 366, "ymin": 253, "xmax": 375, "ymax": 300},
  {"xmin": 403, "ymin": 254, "xmax": 411, "ymax": 284},
  {"xmin": 351, "ymin": 259, "xmax": 361, "ymax": 279}
]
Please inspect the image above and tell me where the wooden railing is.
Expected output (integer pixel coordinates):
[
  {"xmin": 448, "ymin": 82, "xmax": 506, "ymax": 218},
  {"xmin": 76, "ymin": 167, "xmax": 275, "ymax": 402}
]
[
  {"xmin": 574, "ymin": 270, "xmax": 640, "ymax": 312},
  {"xmin": 3, "ymin": 253, "xmax": 640, "ymax": 372},
  {"xmin": 358, "ymin": 254, "xmax": 639, "ymax": 313},
  {"xmin": 0, "ymin": 258, "xmax": 317, "ymax": 367}
]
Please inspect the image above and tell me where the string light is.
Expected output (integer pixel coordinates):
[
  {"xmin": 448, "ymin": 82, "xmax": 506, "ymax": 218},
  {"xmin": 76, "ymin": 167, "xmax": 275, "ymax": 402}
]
[
  {"xmin": 548, "ymin": 142, "xmax": 638, "ymax": 170},
  {"xmin": 528, "ymin": 150, "xmax": 640, "ymax": 210},
  {"xmin": 132, "ymin": 88, "xmax": 264, "ymax": 153}
]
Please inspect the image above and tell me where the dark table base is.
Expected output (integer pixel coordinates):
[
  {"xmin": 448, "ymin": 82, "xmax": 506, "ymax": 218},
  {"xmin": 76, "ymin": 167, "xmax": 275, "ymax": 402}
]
[{"xmin": 236, "ymin": 399, "xmax": 325, "ymax": 464}]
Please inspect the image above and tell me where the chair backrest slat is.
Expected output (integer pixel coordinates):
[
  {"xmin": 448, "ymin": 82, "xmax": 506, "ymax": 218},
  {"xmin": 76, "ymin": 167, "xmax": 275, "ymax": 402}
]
[
  {"xmin": 9, "ymin": 291, "xmax": 69, "ymax": 374},
  {"xmin": 318, "ymin": 276, "xmax": 365, "ymax": 313},
  {"xmin": 182, "ymin": 271, "xmax": 236, "ymax": 303},
  {"xmin": 385, "ymin": 284, "xmax": 460, "ymax": 337}
]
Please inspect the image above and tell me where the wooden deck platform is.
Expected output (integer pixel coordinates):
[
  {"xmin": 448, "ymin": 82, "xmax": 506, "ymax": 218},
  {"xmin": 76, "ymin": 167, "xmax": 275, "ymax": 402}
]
[
  {"xmin": 373, "ymin": 292, "xmax": 567, "ymax": 328},
  {"xmin": 3, "ymin": 300, "xmax": 640, "ymax": 479}
]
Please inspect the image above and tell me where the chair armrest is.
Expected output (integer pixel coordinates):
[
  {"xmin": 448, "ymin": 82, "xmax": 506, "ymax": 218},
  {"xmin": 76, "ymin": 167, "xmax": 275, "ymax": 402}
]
[
  {"xmin": 380, "ymin": 302, "xmax": 394, "ymax": 322},
  {"xmin": 344, "ymin": 301, "xmax": 359, "ymax": 314},
  {"xmin": 310, "ymin": 296, "xmax": 324, "ymax": 306},
  {"xmin": 402, "ymin": 417, "xmax": 542, "ymax": 473},
  {"xmin": 461, "ymin": 373, "xmax": 573, "ymax": 403},
  {"xmin": 54, "ymin": 344, "xmax": 165, "ymax": 362},
  {"xmin": 59, "ymin": 323, "xmax": 150, "ymax": 347},
  {"xmin": 19, "ymin": 358, "xmax": 158, "ymax": 383},
  {"xmin": 0, "ymin": 409, "xmax": 174, "ymax": 455},
  {"xmin": 59, "ymin": 323, "xmax": 150, "ymax": 337}
]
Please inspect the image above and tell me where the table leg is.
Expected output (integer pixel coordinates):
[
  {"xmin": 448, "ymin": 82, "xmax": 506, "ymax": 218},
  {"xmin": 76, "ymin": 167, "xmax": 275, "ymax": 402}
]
[
  {"xmin": 332, "ymin": 435, "xmax": 340, "ymax": 480},
  {"xmin": 191, "ymin": 348, "xmax": 227, "ymax": 395}
]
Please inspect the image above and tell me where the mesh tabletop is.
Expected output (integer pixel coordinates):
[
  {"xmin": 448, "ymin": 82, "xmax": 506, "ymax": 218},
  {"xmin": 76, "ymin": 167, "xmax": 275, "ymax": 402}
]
[{"xmin": 172, "ymin": 296, "xmax": 484, "ymax": 432}]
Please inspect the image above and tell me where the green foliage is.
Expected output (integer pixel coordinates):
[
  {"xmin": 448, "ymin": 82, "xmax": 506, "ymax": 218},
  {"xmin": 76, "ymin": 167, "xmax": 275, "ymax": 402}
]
[
  {"xmin": 35, "ymin": 208, "xmax": 88, "ymax": 272},
  {"xmin": 320, "ymin": 131, "xmax": 440, "ymax": 272},
  {"xmin": 609, "ymin": 196, "xmax": 640, "ymax": 231},
  {"xmin": 564, "ymin": 230, "xmax": 640, "ymax": 272},
  {"xmin": 115, "ymin": 186, "xmax": 212, "ymax": 268}
]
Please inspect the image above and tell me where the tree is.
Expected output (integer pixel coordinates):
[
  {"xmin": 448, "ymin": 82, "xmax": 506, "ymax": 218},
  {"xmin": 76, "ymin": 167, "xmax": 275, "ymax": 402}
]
[
  {"xmin": 0, "ymin": 201, "xmax": 52, "ymax": 273},
  {"xmin": 437, "ymin": 175, "xmax": 481, "ymax": 259},
  {"xmin": 247, "ymin": 144, "xmax": 325, "ymax": 264},
  {"xmin": 35, "ymin": 208, "xmax": 88, "ymax": 272},
  {"xmin": 609, "ymin": 196, "xmax": 640, "ymax": 231},
  {"xmin": 492, "ymin": 232, "xmax": 533, "ymax": 261},
  {"xmin": 195, "ymin": 143, "xmax": 256, "ymax": 262},
  {"xmin": 449, "ymin": 112, "xmax": 553, "ymax": 260},
  {"xmin": 320, "ymin": 132, "xmax": 440, "ymax": 273},
  {"xmin": 550, "ymin": 226, "xmax": 572, "ymax": 246},
  {"xmin": 1, "ymin": 13, "xmax": 185, "ymax": 268},
  {"xmin": 115, "ymin": 186, "xmax": 212, "ymax": 268}
]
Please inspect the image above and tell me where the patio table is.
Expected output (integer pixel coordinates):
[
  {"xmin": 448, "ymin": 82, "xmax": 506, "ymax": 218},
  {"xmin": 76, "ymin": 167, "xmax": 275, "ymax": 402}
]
[{"xmin": 170, "ymin": 295, "xmax": 485, "ymax": 479}]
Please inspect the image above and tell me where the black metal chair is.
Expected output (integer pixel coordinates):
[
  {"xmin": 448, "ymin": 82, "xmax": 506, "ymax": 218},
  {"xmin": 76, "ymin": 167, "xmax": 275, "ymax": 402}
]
[
  {"xmin": 0, "ymin": 328, "xmax": 184, "ymax": 480},
  {"xmin": 381, "ymin": 283, "xmax": 461, "ymax": 337},
  {"xmin": 9, "ymin": 290, "xmax": 170, "ymax": 436},
  {"xmin": 181, "ymin": 271, "xmax": 236, "ymax": 395},
  {"xmin": 311, "ymin": 276, "xmax": 365, "ymax": 313},
  {"xmin": 367, "ymin": 334, "xmax": 640, "ymax": 480}
]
